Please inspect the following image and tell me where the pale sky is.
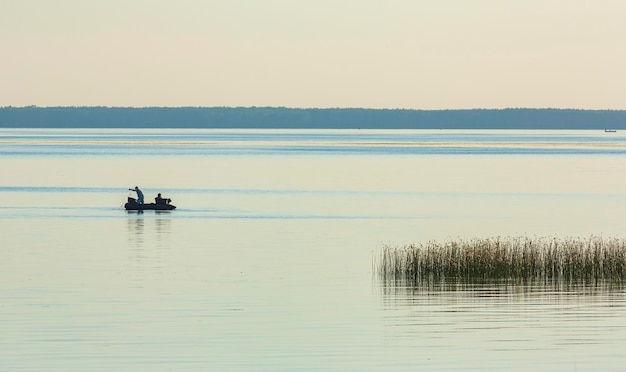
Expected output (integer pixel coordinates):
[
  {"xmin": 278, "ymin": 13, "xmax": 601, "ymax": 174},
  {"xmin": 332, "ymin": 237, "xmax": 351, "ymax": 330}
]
[{"xmin": 2, "ymin": 0, "xmax": 626, "ymax": 109}]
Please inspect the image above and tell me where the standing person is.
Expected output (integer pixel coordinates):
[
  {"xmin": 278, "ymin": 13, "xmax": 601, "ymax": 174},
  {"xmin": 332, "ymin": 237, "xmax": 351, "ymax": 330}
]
[{"xmin": 129, "ymin": 186, "xmax": 144, "ymax": 204}]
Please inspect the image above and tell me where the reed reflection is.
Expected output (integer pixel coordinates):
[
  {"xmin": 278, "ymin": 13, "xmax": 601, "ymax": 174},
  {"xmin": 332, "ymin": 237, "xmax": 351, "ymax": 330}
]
[
  {"xmin": 378, "ymin": 279, "xmax": 626, "ymax": 354},
  {"xmin": 378, "ymin": 277, "xmax": 626, "ymax": 298}
]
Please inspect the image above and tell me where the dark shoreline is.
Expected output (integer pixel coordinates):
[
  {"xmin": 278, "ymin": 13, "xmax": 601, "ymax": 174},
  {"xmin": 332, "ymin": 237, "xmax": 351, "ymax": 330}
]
[{"xmin": 1, "ymin": 106, "xmax": 625, "ymax": 129}]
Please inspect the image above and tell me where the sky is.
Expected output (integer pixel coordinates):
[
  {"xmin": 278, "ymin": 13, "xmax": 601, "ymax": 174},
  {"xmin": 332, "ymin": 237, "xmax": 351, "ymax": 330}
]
[{"xmin": 2, "ymin": 0, "xmax": 626, "ymax": 109}]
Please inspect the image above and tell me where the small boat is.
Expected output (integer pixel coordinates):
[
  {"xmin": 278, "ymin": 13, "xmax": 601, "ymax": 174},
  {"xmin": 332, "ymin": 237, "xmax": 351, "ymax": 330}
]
[
  {"xmin": 125, "ymin": 197, "xmax": 176, "ymax": 211},
  {"xmin": 605, "ymin": 129, "xmax": 617, "ymax": 133}
]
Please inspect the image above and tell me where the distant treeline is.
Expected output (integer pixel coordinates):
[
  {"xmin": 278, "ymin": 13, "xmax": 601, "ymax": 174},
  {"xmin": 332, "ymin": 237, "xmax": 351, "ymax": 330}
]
[{"xmin": 1, "ymin": 106, "xmax": 625, "ymax": 129}]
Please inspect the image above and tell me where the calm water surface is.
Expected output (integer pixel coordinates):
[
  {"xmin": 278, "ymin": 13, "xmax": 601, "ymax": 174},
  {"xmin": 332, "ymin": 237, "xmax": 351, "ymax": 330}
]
[{"xmin": 2, "ymin": 129, "xmax": 626, "ymax": 370}]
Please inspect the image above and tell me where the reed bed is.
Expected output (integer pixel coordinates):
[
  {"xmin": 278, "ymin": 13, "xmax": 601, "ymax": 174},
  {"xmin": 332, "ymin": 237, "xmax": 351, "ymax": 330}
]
[{"xmin": 377, "ymin": 236, "xmax": 626, "ymax": 285}]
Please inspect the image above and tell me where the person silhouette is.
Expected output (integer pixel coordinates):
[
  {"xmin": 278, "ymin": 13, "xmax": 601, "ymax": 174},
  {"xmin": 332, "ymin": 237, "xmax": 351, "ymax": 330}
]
[
  {"xmin": 129, "ymin": 186, "xmax": 144, "ymax": 204},
  {"xmin": 155, "ymin": 193, "xmax": 171, "ymax": 205}
]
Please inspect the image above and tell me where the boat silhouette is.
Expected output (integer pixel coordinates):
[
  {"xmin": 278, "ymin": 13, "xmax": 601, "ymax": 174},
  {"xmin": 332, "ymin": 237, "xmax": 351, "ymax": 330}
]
[{"xmin": 124, "ymin": 196, "xmax": 176, "ymax": 211}]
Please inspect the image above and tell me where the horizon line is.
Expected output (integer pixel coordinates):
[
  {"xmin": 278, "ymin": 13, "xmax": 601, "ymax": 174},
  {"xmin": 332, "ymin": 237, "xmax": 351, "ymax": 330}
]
[{"xmin": 2, "ymin": 106, "xmax": 626, "ymax": 111}]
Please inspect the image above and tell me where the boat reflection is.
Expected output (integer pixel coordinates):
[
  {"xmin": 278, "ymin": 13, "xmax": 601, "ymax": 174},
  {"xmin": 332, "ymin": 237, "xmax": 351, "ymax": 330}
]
[
  {"xmin": 125, "ymin": 214, "xmax": 173, "ymax": 287},
  {"xmin": 126, "ymin": 213, "xmax": 172, "ymax": 249}
]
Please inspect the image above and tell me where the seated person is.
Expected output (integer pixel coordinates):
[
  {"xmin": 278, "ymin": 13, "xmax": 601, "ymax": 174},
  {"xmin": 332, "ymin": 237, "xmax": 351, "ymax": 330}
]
[{"xmin": 155, "ymin": 193, "xmax": 171, "ymax": 205}]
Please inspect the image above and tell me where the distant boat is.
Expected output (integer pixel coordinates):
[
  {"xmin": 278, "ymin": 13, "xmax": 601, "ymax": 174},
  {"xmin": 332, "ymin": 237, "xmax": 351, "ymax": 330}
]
[
  {"xmin": 124, "ymin": 197, "xmax": 176, "ymax": 211},
  {"xmin": 604, "ymin": 129, "xmax": 617, "ymax": 133}
]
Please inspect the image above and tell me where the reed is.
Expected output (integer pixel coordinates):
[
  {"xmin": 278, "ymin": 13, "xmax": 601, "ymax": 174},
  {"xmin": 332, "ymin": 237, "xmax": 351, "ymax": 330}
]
[{"xmin": 377, "ymin": 236, "xmax": 626, "ymax": 285}]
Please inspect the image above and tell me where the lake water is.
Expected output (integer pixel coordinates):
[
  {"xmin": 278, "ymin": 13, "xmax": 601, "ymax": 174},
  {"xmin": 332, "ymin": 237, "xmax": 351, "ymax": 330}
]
[{"xmin": 2, "ymin": 128, "xmax": 626, "ymax": 371}]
